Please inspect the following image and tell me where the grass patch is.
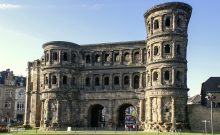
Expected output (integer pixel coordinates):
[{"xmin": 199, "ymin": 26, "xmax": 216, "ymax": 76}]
[{"xmin": 0, "ymin": 129, "xmax": 220, "ymax": 135}]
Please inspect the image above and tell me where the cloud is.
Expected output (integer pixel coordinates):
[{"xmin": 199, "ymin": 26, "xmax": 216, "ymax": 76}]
[{"xmin": 0, "ymin": 3, "xmax": 21, "ymax": 10}]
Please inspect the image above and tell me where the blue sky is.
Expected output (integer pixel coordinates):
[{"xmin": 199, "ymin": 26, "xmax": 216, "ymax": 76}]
[{"xmin": 0, "ymin": 0, "xmax": 220, "ymax": 96}]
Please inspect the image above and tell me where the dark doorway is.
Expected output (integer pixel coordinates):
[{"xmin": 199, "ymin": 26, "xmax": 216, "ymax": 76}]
[
  {"xmin": 17, "ymin": 114, "xmax": 23, "ymax": 122},
  {"xmin": 117, "ymin": 104, "xmax": 136, "ymax": 128},
  {"xmin": 89, "ymin": 104, "xmax": 105, "ymax": 127}
]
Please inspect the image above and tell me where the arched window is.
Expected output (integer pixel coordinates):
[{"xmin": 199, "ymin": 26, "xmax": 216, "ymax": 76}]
[
  {"xmin": 154, "ymin": 46, "xmax": 159, "ymax": 55},
  {"xmin": 165, "ymin": 44, "xmax": 171, "ymax": 54},
  {"xmin": 165, "ymin": 17, "xmax": 171, "ymax": 27},
  {"xmin": 153, "ymin": 72, "xmax": 158, "ymax": 81},
  {"xmin": 95, "ymin": 54, "xmax": 100, "ymax": 62},
  {"xmin": 134, "ymin": 75, "xmax": 139, "ymax": 89},
  {"xmin": 63, "ymin": 52, "xmax": 68, "ymax": 61},
  {"xmin": 177, "ymin": 45, "xmax": 181, "ymax": 55},
  {"xmin": 114, "ymin": 76, "xmax": 119, "ymax": 85},
  {"xmin": 86, "ymin": 55, "xmax": 90, "ymax": 63},
  {"xmin": 164, "ymin": 71, "xmax": 170, "ymax": 80},
  {"xmin": 134, "ymin": 52, "xmax": 139, "ymax": 62},
  {"xmin": 124, "ymin": 52, "xmax": 130, "ymax": 62},
  {"xmin": 95, "ymin": 77, "xmax": 100, "ymax": 86},
  {"xmin": 85, "ymin": 77, "xmax": 90, "ymax": 86},
  {"xmin": 154, "ymin": 19, "xmax": 159, "ymax": 30},
  {"xmin": 52, "ymin": 75, "xmax": 57, "ymax": 84},
  {"xmin": 104, "ymin": 54, "xmax": 110, "ymax": 62},
  {"xmin": 104, "ymin": 77, "xmax": 109, "ymax": 85},
  {"xmin": 71, "ymin": 53, "xmax": 76, "ymax": 63},
  {"xmin": 114, "ymin": 53, "xmax": 119, "ymax": 62},
  {"xmin": 124, "ymin": 76, "xmax": 129, "ymax": 85},
  {"xmin": 176, "ymin": 71, "xmax": 182, "ymax": 81},
  {"xmin": 53, "ymin": 52, "xmax": 58, "ymax": 61},
  {"xmin": 63, "ymin": 75, "xmax": 67, "ymax": 84}
]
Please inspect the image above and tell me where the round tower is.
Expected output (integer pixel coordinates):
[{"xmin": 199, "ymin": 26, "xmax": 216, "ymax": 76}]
[{"xmin": 144, "ymin": 2, "xmax": 192, "ymax": 131}]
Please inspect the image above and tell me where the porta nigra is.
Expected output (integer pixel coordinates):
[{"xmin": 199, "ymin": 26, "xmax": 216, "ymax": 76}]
[{"xmin": 24, "ymin": 2, "xmax": 192, "ymax": 132}]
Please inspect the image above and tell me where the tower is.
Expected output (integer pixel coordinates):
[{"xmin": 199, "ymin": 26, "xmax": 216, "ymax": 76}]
[{"xmin": 144, "ymin": 2, "xmax": 192, "ymax": 131}]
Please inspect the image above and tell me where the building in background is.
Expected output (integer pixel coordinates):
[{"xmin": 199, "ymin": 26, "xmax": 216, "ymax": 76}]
[{"xmin": 0, "ymin": 69, "xmax": 26, "ymax": 124}]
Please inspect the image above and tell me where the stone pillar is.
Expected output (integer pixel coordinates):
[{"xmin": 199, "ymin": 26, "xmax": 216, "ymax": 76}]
[
  {"xmin": 140, "ymin": 49, "xmax": 144, "ymax": 64},
  {"xmin": 56, "ymin": 100, "xmax": 61, "ymax": 124},
  {"xmin": 148, "ymin": 97, "xmax": 152, "ymax": 122},
  {"xmin": 129, "ymin": 73, "xmax": 133, "ymax": 89},
  {"xmin": 139, "ymin": 100, "xmax": 143, "ymax": 122},
  {"xmin": 44, "ymin": 99, "xmax": 50, "ymax": 124},
  {"xmin": 130, "ymin": 49, "xmax": 133, "ymax": 64},
  {"xmin": 139, "ymin": 72, "xmax": 143, "ymax": 89},
  {"xmin": 120, "ymin": 50, "xmax": 123, "ymax": 64},
  {"xmin": 109, "ymin": 73, "xmax": 113, "ymax": 90},
  {"xmin": 119, "ymin": 73, "xmax": 122, "ymax": 90},
  {"xmin": 40, "ymin": 100, "xmax": 45, "ymax": 126},
  {"xmin": 59, "ymin": 50, "xmax": 62, "ymax": 64},
  {"xmin": 171, "ymin": 97, "xmax": 175, "ymax": 128},
  {"xmin": 157, "ymin": 97, "xmax": 162, "ymax": 123},
  {"xmin": 49, "ymin": 50, "xmax": 52, "ymax": 65}
]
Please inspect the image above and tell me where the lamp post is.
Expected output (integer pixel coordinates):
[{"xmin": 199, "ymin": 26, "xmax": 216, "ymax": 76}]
[{"xmin": 206, "ymin": 93, "xmax": 216, "ymax": 135}]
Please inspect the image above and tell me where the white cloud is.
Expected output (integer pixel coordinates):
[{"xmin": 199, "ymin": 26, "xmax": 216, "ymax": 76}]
[{"xmin": 0, "ymin": 3, "xmax": 21, "ymax": 10}]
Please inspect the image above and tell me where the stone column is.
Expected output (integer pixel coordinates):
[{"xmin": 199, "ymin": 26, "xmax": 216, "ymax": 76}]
[
  {"xmin": 56, "ymin": 100, "xmax": 61, "ymax": 124},
  {"xmin": 120, "ymin": 50, "xmax": 123, "ymax": 64},
  {"xmin": 139, "ymin": 100, "xmax": 143, "ymax": 122},
  {"xmin": 130, "ymin": 49, "xmax": 133, "ymax": 64},
  {"xmin": 109, "ymin": 73, "xmax": 113, "ymax": 90},
  {"xmin": 129, "ymin": 73, "xmax": 133, "ymax": 89},
  {"xmin": 44, "ymin": 99, "xmax": 50, "ymax": 124},
  {"xmin": 148, "ymin": 97, "xmax": 152, "ymax": 122},
  {"xmin": 157, "ymin": 97, "xmax": 162, "ymax": 123},
  {"xmin": 140, "ymin": 49, "xmax": 143, "ymax": 64},
  {"xmin": 120, "ymin": 73, "xmax": 122, "ymax": 90},
  {"xmin": 49, "ymin": 50, "xmax": 52, "ymax": 65},
  {"xmin": 40, "ymin": 100, "xmax": 45, "ymax": 126},
  {"xmin": 139, "ymin": 72, "xmax": 143, "ymax": 89},
  {"xmin": 171, "ymin": 97, "xmax": 175, "ymax": 128},
  {"xmin": 59, "ymin": 50, "xmax": 62, "ymax": 64}
]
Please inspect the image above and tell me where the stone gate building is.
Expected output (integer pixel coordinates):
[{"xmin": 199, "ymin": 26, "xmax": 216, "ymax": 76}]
[{"xmin": 24, "ymin": 2, "xmax": 192, "ymax": 131}]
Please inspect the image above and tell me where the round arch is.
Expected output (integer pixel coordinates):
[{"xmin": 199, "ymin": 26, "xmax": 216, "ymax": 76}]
[
  {"xmin": 88, "ymin": 104, "xmax": 106, "ymax": 127},
  {"xmin": 117, "ymin": 103, "xmax": 137, "ymax": 128}
]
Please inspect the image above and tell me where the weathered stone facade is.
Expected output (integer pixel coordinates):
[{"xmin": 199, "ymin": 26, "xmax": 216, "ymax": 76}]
[{"xmin": 24, "ymin": 2, "xmax": 192, "ymax": 131}]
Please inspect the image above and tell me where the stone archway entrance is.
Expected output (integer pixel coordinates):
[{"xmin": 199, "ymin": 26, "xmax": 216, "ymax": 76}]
[
  {"xmin": 117, "ymin": 104, "xmax": 137, "ymax": 128},
  {"xmin": 89, "ymin": 104, "xmax": 106, "ymax": 127}
]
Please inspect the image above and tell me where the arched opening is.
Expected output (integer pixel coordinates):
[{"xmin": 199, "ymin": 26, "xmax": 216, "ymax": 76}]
[
  {"xmin": 164, "ymin": 71, "xmax": 170, "ymax": 80},
  {"xmin": 133, "ymin": 75, "xmax": 139, "ymax": 89},
  {"xmin": 71, "ymin": 53, "xmax": 76, "ymax": 63},
  {"xmin": 89, "ymin": 104, "xmax": 105, "ymax": 127},
  {"xmin": 117, "ymin": 104, "xmax": 137, "ymax": 129},
  {"xmin": 95, "ymin": 77, "xmax": 100, "ymax": 86},
  {"xmin": 63, "ymin": 75, "xmax": 67, "ymax": 85},
  {"xmin": 104, "ymin": 77, "xmax": 109, "ymax": 86},
  {"xmin": 52, "ymin": 75, "xmax": 57, "ymax": 84},
  {"xmin": 154, "ymin": 46, "xmax": 159, "ymax": 56},
  {"xmin": 153, "ymin": 72, "xmax": 158, "ymax": 81},
  {"xmin": 124, "ymin": 52, "xmax": 130, "ymax": 62},
  {"xmin": 164, "ymin": 44, "xmax": 171, "ymax": 54},
  {"xmin": 86, "ymin": 55, "xmax": 90, "ymax": 63},
  {"xmin": 53, "ymin": 52, "xmax": 58, "ymax": 61},
  {"xmin": 165, "ymin": 17, "xmax": 171, "ymax": 27},
  {"xmin": 85, "ymin": 77, "xmax": 90, "ymax": 86},
  {"xmin": 114, "ymin": 76, "xmax": 119, "ymax": 85},
  {"xmin": 63, "ymin": 52, "xmax": 68, "ymax": 61},
  {"xmin": 45, "ymin": 76, "xmax": 48, "ymax": 85},
  {"xmin": 114, "ymin": 53, "xmax": 119, "ymax": 62},
  {"xmin": 104, "ymin": 54, "xmax": 110, "ymax": 62},
  {"xmin": 95, "ymin": 54, "xmax": 100, "ymax": 63},
  {"xmin": 134, "ymin": 52, "xmax": 139, "ymax": 62},
  {"xmin": 124, "ymin": 76, "xmax": 129, "ymax": 85},
  {"xmin": 154, "ymin": 19, "xmax": 159, "ymax": 30}
]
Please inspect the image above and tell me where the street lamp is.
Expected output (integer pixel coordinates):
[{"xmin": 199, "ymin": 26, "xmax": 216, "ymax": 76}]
[{"xmin": 205, "ymin": 93, "xmax": 216, "ymax": 135}]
